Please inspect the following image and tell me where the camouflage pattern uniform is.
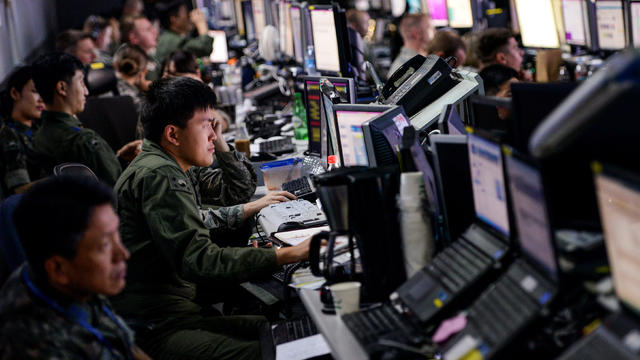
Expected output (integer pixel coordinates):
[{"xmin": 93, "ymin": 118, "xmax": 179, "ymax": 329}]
[
  {"xmin": 112, "ymin": 140, "xmax": 277, "ymax": 360},
  {"xmin": 155, "ymin": 30, "xmax": 213, "ymax": 65},
  {"xmin": 0, "ymin": 119, "xmax": 45, "ymax": 197},
  {"xmin": 0, "ymin": 265, "xmax": 137, "ymax": 360},
  {"xmin": 34, "ymin": 111, "xmax": 122, "ymax": 186}
]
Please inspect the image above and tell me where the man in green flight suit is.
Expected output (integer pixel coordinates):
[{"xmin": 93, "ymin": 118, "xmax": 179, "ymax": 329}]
[
  {"xmin": 113, "ymin": 77, "xmax": 313, "ymax": 360},
  {"xmin": 155, "ymin": 0, "xmax": 213, "ymax": 65},
  {"xmin": 31, "ymin": 53, "xmax": 141, "ymax": 186}
]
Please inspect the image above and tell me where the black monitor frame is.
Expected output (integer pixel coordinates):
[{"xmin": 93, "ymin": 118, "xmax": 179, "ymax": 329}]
[{"xmin": 438, "ymin": 103, "xmax": 467, "ymax": 135}]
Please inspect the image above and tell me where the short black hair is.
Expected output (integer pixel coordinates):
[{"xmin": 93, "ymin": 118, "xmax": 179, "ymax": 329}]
[
  {"xmin": 13, "ymin": 176, "xmax": 114, "ymax": 280},
  {"xmin": 0, "ymin": 66, "xmax": 34, "ymax": 119},
  {"xmin": 479, "ymin": 64, "xmax": 519, "ymax": 96},
  {"xmin": 156, "ymin": 0, "xmax": 186, "ymax": 30},
  {"xmin": 141, "ymin": 76, "xmax": 217, "ymax": 144},
  {"xmin": 161, "ymin": 50, "xmax": 198, "ymax": 76},
  {"xmin": 55, "ymin": 30, "xmax": 93, "ymax": 54},
  {"xmin": 478, "ymin": 28, "xmax": 514, "ymax": 65},
  {"xmin": 32, "ymin": 52, "xmax": 84, "ymax": 104}
]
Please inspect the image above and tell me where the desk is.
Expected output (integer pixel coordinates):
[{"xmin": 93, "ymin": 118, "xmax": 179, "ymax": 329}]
[{"xmin": 298, "ymin": 288, "xmax": 368, "ymax": 360}]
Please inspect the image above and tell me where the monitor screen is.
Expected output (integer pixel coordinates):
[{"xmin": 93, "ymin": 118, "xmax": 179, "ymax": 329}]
[
  {"xmin": 468, "ymin": 133, "xmax": 510, "ymax": 237},
  {"xmin": 596, "ymin": 0, "xmax": 626, "ymax": 50},
  {"xmin": 280, "ymin": 2, "xmax": 294, "ymax": 58},
  {"xmin": 335, "ymin": 110, "xmax": 383, "ymax": 166},
  {"xmin": 303, "ymin": 77, "xmax": 354, "ymax": 156},
  {"xmin": 505, "ymin": 155, "xmax": 558, "ymax": 280},
  {"xmin": 424, "ymin": 0, "xmax": 449, "ymax": 27},
  {"xmin": 310, "ymin": 7, "xmax": 341, "ymax": 73},
  {"xmin": 595, "ymin": 171, "xmax": 640, "ymax": 312},
  {"xmin": 242, "ymin": 0, "xmax": 256, "ymax": 41},
  {"xmin": 208, "ymin": 30, "xmax": 229, "ymax": 63},
  {"xmin": 631, "ymin": 2, "xmax": 640, "ymax": 47},
  {"xmin": 251, "ymin": 0, "xmax": 267, "ymax": 40},
  {"xmin": 562, "ymin": 0, "xmax": 590, "ymax": 46},
  {"xmin": 290, "ymin": 5, "xmax": 304, "ymax": 63},
  {"xmin": 514, "ymin": 0, "xmax": 560, "ymax": 48},
  {"xmin": 442, "ymin": 105, "xmax": 466, "ymax": 135},
  {"xmin": 447, "ymin": 0, "xmax": 474, "ymax": 28}
]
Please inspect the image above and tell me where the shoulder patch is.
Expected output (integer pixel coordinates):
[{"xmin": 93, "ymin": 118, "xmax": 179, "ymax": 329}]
[{"xmin": 169, "ymin": 175, "xmax": 193, "ymax": 193}]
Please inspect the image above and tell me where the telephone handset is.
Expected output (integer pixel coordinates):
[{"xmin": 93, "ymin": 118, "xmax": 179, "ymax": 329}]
[
  {"xmin": 379, "ymin": 54, "xmax": 428, "ymax": 101},
  {"xmin": 379, "ymin": 54, "xmax": 458, "ymax": 118}
]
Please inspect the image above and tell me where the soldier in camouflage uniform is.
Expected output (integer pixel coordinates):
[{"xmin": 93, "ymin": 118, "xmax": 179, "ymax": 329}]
[
  {"xmin": 31, "ymin": 53, "xmax": 141, "ymax": 187},
  {"xmin": 0, "ymin": 176, "xmax": 150, "ymax": 360},
  {"xmin": 0, "ymin": 66, "xmax": 47, "ymax": 198},
  {"xmin": 155, "ymin": 1, "xmax": 212, "ymax": 65},
  {"xmin": 113, "ymin": 77, "xmax": 312, "ymax": 360}
]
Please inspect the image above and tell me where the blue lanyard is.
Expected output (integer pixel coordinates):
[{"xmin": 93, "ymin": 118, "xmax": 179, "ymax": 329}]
[
  {"xmin": 6, "ymin": 121, "xmax": 33, "ymax": 138},
  {"xmin": 21, "ymin": 269, "xmax": 134, "ymax": 360}
]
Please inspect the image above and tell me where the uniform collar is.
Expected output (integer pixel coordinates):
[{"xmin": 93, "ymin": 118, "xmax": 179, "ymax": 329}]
[
  {"xmin": 142, "ymin": 139, "xmax": 186, "ymax": 171},
  {"xmin": 41, "ymin": 111, "xmax": 82, "ymax": 128},
  {"xmin": 6, "ymin": 118, "xmax": 35, "ymax": 135}
]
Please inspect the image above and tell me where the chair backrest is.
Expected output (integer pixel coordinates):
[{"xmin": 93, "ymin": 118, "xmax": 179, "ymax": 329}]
[
  {"xmin": 77, "ymin": 95, "xmax": 139, "ymax": 152},
  {"xmin": 53, "ymin": 163, "xmax": 99, "ymax": 181},
  {"xmin": 0, "ymin": 194, "xmax": 26, "ymax": 285},
  {"xmin": 86, "ymin": 64, "xmax": 118, "ymax": 97}
]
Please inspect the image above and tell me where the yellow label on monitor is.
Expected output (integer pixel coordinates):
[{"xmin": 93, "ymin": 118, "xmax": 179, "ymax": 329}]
[
  {"xmin": 465, "ymin": 126, "xmax": 474, "ymax": 134},
  {"xmin": 461, "ymin": 349, "xmax": 484, "ymax": 360},
  {"xmin": 486, "ymin": 8, "xmax": 503, "ymax": 15},
  {"xmin": 434, "ymin": 298, "xmax": 443, "ymax": 308},
  {"xmin": 583, "ymin": 319, "xmax": 601, "ymax": 335},
  {"xmin": 90, "ymin": 62, "xmax": 105, "ymax": 70},
  {"xmin": 591, "ymin": 161, "xmax": 603, "ymax": 174}
]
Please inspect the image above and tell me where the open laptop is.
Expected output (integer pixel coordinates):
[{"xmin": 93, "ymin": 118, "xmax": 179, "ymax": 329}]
[
  {"xmin": 556, "ymin": 163, "xmax": 640, "ymax": 359},
  {"xmin": 443, "ymin": 147, "xmax": 561, "ymax": 360}
]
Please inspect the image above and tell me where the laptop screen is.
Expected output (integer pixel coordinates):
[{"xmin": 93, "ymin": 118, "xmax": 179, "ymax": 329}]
[
  {"xmin": 505, "ymin": 155, "xmax": 558, "ymax": 280},
  {"xmin": 595, "ymin": 170, "xmax": 640, "ymax": 312},
  {"xmin": 468, "ymin": 133, "xmax": 510, "ymax": 237}
]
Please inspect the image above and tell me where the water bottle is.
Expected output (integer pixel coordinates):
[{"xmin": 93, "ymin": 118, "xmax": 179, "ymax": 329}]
[
  {"xmin": 292, "ymin": 92, "xmax": 308, "ymax": 140},
  {"xmin": 304, "ymin": 45, "xmax": 317, "ymax": 75}
]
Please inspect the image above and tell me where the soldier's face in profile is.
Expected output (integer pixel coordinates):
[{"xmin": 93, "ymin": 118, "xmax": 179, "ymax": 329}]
[
  {"xmin": 174, "ymin": 107, "xmax": 216, "ymax": 168},
  {"xmin": 59, "ymin": 204, "xmax": 130, "ymax": 298}
]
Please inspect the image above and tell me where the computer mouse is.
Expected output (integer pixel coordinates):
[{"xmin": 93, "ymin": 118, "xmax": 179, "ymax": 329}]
[{"xmin": 277, "ymin": 221, "xmax": 305, "ymax": 232}]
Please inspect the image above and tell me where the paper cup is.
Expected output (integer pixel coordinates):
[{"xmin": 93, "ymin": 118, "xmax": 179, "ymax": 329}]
[{"xmin": 330, "ymin": 281, "xmax": 361, "ymax": 316}]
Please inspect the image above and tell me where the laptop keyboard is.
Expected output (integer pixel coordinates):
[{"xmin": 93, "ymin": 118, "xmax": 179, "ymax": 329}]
[
  {"xmin": 558, "ymin": 327, "xmax": 638, "ymax": 360},
  {"xmin": 426, "ymin": 239, "xmax": 491, "ymax": 293},
  {"xmin": 342, "ymin": 304, "xmax": 424, "ymax": 353},
  {"xmin": 281, "ymin": 176, "xmax": 316, "ymax": 201},
  {"xmin": 271, "ymin": 316, "xmax": 318, "ymax": 345}
]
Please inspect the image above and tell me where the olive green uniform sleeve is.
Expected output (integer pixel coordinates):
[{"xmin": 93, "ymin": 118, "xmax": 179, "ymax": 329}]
[
  {"xmin": 181, "ymin": 34, "xmax": 213, "ymax": 57},
  {"xmin": 141, "ymin": 167, "xmax": 277, "ymax": 284},
  {"xmin": 156, "ymin": 31, "xmax": 213, "ymax": 64},
  {"xmin": 72, "ymin": 130, "xmax": 122, "ymax": 186},
  {"xmin": 0, "ymin": 126, "xmax": 30, "ymax": 192},
  {"xmin": 190, "ymin": 148, "xmax": 258, "ymax": 207}
]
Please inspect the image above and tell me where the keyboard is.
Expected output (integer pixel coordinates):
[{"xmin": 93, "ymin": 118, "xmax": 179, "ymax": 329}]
[
  {"xmin": 272, "ymin": 262, "xmax": 305, "ymax": 283},
  {"xmin": 281, "ymin": 176, "xmax": 316, "ymax": 201},
  {"xmin": 258, "ymin": 200, "xmax": 327, "ymax": 236},
  {"xmin": 558, "ymin": 327, "xmax": 638, "ymax": 360},
  {"xmin": 270, "ymin": 316, "xmax": 318, "ymax": 346},
  {"xmin": 258, "ymin": 137, "xmax": 295, "ymax": 155},
  {"xmin": 342, "ymin": 304, "xmax": 425, "ymax": 355}
]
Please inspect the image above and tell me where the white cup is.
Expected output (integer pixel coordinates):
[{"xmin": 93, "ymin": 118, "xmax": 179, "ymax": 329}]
[{"xmin": 330, "ymin": 281, "xmax": 361, "ymax": 316}]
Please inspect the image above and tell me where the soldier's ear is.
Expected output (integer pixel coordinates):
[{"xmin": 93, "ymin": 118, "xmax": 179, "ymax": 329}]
[
  {"xmin": 55, "ymin": 80, "xmax": 68, "ymax": 98},
  {"xmin": 9, "ymin": 87, "xmax": 21, "ymax": 102},
  {"xmin": 44, "ymin": 255, "xmax": 72, "ymax": 287},
  {"xmin": 164, "ymin": 124, "xmax": 181, "ymax": 146}
]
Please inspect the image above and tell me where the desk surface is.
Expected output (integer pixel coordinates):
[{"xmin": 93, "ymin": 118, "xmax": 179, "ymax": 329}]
[{"xmin": 298, "ymin": 288, "xmax": 368, "ymax": 360}]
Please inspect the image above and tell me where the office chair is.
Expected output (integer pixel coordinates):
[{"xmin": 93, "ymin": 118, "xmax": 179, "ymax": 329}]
[
  {"xmin": 77, "ymin": 95, "xmax": 139, "ymax": 152},
  {"xmin": 85, "ymin": 64, "xmax": 119, "ymax": 97},
  {"xmin": 53, "ymin": 163, "xmax": 99, "ymax": 181}
]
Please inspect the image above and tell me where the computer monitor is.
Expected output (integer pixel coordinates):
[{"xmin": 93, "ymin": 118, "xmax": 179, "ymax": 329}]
[
  {"xmin": 301, "ymin": 76, "xmax": 356, "ymax": 156},
  {"xmin": 279, "ymin": 1, "xmax": 294, "ymax": 58},
  {"xmin": 235, "ymin": 0, "xmax": 245, "ymax": 35},
  {"xmin": 208, "ymin": 30, "xmax": 229, "ymax": 63},
  {"xmin": 430, "ymin": 134, "xmax": 474, "ymax": 244},
  {"xmin": 362, "ymin": 106, "xmax": 440, "ymax": 215},
  {"xmin": 290, "ymin": 4, "xmax": 304, "ymax": 63},
  {"xmin": 251, "ymin": 0, "xmax": 267, "ymax": 41},
  {"xmin": 505, "ymin": 152, "xmax": 559, "ymax": 281},
  {"xmin": 447, "ymin": 0, "xmax": 474, "ymax": 28},
  {"xmin": 595, "ymin": 0, "xmax": 626, "ymax": 50},
  {"xmin": 309, "ymin": 5, "xmax": 349, "ymax": 74},
  {"xmin": 594, "ymin": 166, "xmax": 640, "ymax": 312},
  {"xmin": 242, "ymin": 0, "xmax": 256, "ymax": 41},
  {"xmin": 423, "ymin": 0, "xmax": 449, "ymax": 27},
  {"xmin": 514, "ymin": 0, "xmax": 560, "ymax": 48},
  {"xmin": 332, "ymin": 104, "xmax": 390, "ymax": 166},
  {"xmin": 469, "ymin": 95, "xmax": 512, "ymax": 136},
  {"xmin": 438, "ymin": 104, "xmax": 466, "ymax": 135},
  {"xmin": 467, "ymin": 132, "xmax": 510, "ymax": 238},
  {"xmin": 630, "ymin": 1, "xmax": 640, "ymax": 47},
  {"xmin": 562, "ymin": 0, "xmax": 592, "ymax": 47}
]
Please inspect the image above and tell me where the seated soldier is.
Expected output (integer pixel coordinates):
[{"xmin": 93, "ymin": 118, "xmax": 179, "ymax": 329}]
[
  {"xmin": 0, "ymin": 66, "xmax": 47, "ymax": 196},
  {"xmin": 31, "ymin": 52, "xmax": 141, "ymax": 186},
  {"xmin": 112, "ymin": 77, "xmax": 313, "ymax": 360},
  {"xmin": 0, "ymin": 176, "xmax": 150, "ymax": 360},
  {"xmin": 427, "ymin": 30, "xmax": 467, "ymax": 68},
  {"xmin": 155, "ymin": 0, "xmax": 212, "ymax": 65},
  {"xmin": 56, "ymin": 30, "xmax": 98, "ymax": 66}
]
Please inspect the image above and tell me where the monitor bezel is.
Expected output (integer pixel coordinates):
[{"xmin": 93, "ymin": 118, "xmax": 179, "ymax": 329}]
[
  {"xmin": 308, "ymin": 4, "xmax": 351, "ymax": 75},
  {"xmin": 595, "ymin": 0, "xmax": 628, "ymax": 51}
]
